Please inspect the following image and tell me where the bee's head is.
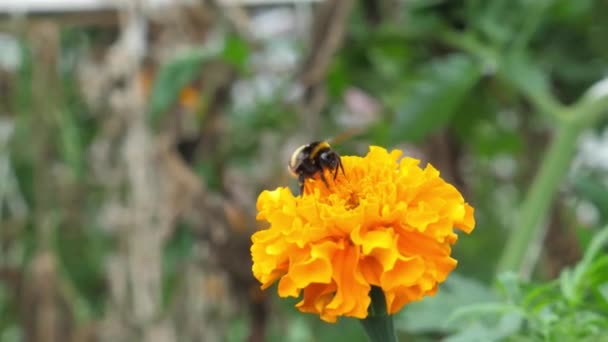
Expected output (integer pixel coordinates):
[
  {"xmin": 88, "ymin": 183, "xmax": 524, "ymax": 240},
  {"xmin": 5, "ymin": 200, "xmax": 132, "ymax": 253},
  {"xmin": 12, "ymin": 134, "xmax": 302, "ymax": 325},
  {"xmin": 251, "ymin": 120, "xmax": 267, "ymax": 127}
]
[{"xmin": 318, "ymin": 150, "xmax": 341, "ymax": 169}]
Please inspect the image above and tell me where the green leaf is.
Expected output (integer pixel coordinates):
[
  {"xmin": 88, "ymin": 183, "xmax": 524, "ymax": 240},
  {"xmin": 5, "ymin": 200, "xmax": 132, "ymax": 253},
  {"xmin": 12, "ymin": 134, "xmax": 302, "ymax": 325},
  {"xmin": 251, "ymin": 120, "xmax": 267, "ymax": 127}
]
[
  {"xmin": 389, "ymin": 53, "xmax": 481, "ymax": 143},
  {"xmin": 396, "ymin": 273, "xmax": 497, "ymax": 334},
  {"xmin": 450, "ymin": 87, "xmax": 493, "ymax": 140},
  {"xmin": 498, "ymin": 51, "xmax": 558, "ymax": 115},
  {"xmin": 496, "ymin": 272, "xmax": 525, "ymax": 302},
  {"xmin": 560, "ymin": 226, "xmax": 608, "ymax": 305},
  {"xmin": 572, "ymin": 173, "xmax": 608, "ymax": 223},
  {"xmin": 598, "ymin": 282, "xmax": 608, "ymax": 304},
  {"xmin": 500, "ymin": 51, "xmax": 549, "ymax": 96},
  {"xmin": 550, "ymin": 0, "xmax": 594, "ymax": 20},
  {"xmin": 162, "ymin": 223, "xmax": 195, "ymax": 307},
  {"xmin": 57, "ymin": 109, "xmax": 84, "ymax": 178},
  {"xmin": 445, "ymin": 312, "xmax": 523, "ymax": 342},
  {"xmin": 222, "ymin": 34, "xmax": 250, "ymax": 73},
  {"xmin": 521, "ymin": 280, "xmax": 560, "ymax": 312},
  {"xmin": 326, "ymin": 58, "xmax": 350, "ymax": 98},
  {"xmin": 559, "ymin": 267, "xmax": 576, "ymax": 303},
  {"xmin": 53, "ymin": 221, "xmax": 110, "ymax": 317},
  {"xmin": 147, "ymin": 49, "xmax": 217, "ymax": 130},
  {"xmin": 471, "ymin": 121, "xmax": 524, "ymax": 156},
  {"xmin": 586, "ymin": 256, "xmax": 608, "ymax": 310},
  {"xmin": 366, "ymin": 26, "xmax": 411, "ymax": 82}
]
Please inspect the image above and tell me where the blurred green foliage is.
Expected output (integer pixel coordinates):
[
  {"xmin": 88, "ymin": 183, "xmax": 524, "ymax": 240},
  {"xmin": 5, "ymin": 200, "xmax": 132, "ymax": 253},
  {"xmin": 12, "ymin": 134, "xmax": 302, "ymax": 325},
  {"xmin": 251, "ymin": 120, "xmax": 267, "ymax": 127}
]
[
  {"xmin": 2, "ymin": 0, "xmax": 608, "ymax": 341},
  {"xmin": 397, "ymin": 227, "xmax": 608, "ymax": 341}
]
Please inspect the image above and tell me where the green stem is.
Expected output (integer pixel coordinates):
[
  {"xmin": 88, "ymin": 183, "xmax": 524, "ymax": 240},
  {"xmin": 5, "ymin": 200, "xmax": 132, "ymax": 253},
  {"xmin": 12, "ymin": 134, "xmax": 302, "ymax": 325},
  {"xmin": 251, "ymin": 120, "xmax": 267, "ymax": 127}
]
[
  {"xmin": 573, "ymin": 83, "xmax": 608, "ymax": 126},
  {"xmin": 442, "ymin": 29, "xmax": 608, "ymax": 278},
  {"xmin": 497, "ymin": 120, "xmax": 583, "ymax": 276},
  {"xmin": 360, "ymin": 287, "xmax": 398, "ymax": 342},
  {"xmin": 498, "ymin": 76, "xmax": 608, "ymax": 277}
]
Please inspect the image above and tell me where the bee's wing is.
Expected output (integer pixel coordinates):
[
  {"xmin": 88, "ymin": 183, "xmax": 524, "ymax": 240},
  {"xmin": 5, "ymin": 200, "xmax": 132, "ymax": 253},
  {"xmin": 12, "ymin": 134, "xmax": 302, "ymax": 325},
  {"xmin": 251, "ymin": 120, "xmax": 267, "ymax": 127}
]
[{"xmin": 327, "ymin": 127, "xmax": 365, "ymax": 146}]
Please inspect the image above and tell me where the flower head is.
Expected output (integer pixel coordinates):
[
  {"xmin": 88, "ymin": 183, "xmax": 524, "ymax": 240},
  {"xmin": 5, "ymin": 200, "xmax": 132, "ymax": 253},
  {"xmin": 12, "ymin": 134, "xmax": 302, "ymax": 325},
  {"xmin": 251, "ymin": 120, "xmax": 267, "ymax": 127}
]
[{"xmin": 251, "ymin": 146, "xmax": 475, "ymax": 323}]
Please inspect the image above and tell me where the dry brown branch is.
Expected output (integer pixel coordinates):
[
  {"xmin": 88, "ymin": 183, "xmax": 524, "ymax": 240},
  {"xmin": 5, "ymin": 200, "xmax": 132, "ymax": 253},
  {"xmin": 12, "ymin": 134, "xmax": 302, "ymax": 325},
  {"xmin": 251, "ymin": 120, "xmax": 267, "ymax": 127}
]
[
  {"xmin": 22, "ymin": 253, "xmax": 73, "ymax": 342},
  {"xmin": 88, "ymin": 3, "xmax": 178, "ymax": 341},
  {"xmin": 83, "ymin": 3, "xmax": 243, "ymax": 341},
  {"xmin": 299, "ymin": 0, "xmax": 354, "ymax": 87},
  {"xmin": 293, "ymin": 0, "xmax": 354, "ymax": 128},
  {"xmin": 204, "ymin": 0, "xmax": 254, "ymax": 43}
]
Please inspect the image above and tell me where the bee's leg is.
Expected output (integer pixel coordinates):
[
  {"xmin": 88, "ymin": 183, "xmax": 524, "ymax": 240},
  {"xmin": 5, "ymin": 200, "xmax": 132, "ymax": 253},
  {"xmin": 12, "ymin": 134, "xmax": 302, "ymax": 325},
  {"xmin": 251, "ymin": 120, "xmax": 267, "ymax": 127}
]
[
  {"xmin": 334, "ymin": 160, "xmax": 345, "ymax": 180},
  {"xmin": 298, "ymin": 174, "xmax": 305, "ymax": 196},
  {"xmin": 319, "ymin": 170, "xmax": 330, "ymax": 190}
]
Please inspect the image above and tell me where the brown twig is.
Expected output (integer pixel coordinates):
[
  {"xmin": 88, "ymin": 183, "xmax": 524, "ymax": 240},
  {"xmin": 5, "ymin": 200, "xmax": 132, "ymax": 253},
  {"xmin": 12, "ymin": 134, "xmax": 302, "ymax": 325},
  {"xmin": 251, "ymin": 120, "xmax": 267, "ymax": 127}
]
[
  {"xmin": 299, "ymin": 0, "xmax": 355, "ymax": 87},
  {"xmin": 295, "ymin": 0, "xmax": 355, "ymax": 129}
]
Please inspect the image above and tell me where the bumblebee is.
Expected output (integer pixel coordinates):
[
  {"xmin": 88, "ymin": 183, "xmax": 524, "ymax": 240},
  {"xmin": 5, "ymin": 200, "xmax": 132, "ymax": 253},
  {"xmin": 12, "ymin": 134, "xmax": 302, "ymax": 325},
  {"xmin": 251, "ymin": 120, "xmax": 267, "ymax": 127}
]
[{"xmin": 288, "ymin": 141, "xmax": 345, "ymax": 195}]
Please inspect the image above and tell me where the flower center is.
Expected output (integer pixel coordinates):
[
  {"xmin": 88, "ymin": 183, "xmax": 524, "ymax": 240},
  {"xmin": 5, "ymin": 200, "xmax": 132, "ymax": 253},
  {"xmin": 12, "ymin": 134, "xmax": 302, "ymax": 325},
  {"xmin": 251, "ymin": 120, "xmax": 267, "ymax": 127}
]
[{"xmin": 345, "ymin": 191, "xmax": 360, "ymax": 210}]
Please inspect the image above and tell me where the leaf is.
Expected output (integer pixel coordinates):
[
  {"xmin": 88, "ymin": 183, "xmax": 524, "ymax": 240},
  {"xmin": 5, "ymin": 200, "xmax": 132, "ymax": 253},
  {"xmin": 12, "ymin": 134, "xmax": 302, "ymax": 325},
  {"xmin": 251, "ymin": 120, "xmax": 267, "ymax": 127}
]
[
  {"xmin": 551, "ymin": 0, "xmax": 594, "ymax": 20},
  {"xmin": 366, "ymin": 26, "xmax": 411, "ymax": 82},
  {"xmin": 53, "ymin": 219, "xmax": 110, "ymax": 317},
  {"xmin": 521, "ymin": 280, "xmax": 560, "ymax": 311},
  {"xmin": 222, "ymin": 34, "xmax": 250, "ymax": 73},
  {"xmin": 501, "ymin": 52, "xmax": 548, "ymax": 93},
  {"xmin": 560, "ymin": 226, "xmax": 608, "ymax": 305},
  {"xmin": 147, "ymin": 49, "xmax": 217, "ymax": 130},
  {"xmin": 194, "ymin": 160, "xmax": 222, "ymax": 192},
  {"xmin": 598, "ymin": 282, "xmax": 608, "ymax": 304},
  {"xmin": 389, "ymin": 53, "xmax": 482, "ymax": 143},
  {"xmin": 326, "ymin": 57, "xmax": 350, "ymax": 98},
  {"xmin": 559, "ymin": 267, "xmax": 576, "ymax": 303},
  {"xmin": 496, "ymin": 272, "xmax": 524, "ymax": 302},
  {"xmin": 162, "ymin": 223, "xmax": 195, "ymax": 307},
  {"xmin": 470, "ymin": 121, "xmax": 524, "ymax": 156},
  {"xmin": 572, "ymin": 173, "xmax": 608, "ymax": 223},
  {"xmin": 499, "ymin": 51, "xmax": 554, "ymax": 111},
  {"xmin": 57, "ymin": 109, "xmax": 84, "ymax": 178},
  {"xmin": 396, "ymin": 273, "xmax": 497, "ymax": 334},
  {"xmin": 445, "ymin": 312, "xmax": 523, "ymax": 342}
]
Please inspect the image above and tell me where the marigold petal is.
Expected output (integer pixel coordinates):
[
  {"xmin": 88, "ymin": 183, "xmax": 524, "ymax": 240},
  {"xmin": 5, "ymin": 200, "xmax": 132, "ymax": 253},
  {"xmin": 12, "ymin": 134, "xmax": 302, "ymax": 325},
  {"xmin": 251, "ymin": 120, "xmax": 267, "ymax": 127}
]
[
  {"xmin": 281, "ymin": 241, "xmax": 337, "ymax": 291},
  {"xmin": 405, "ymin": 202, "xmax": 440, "ymax": 231},
  {"xmin": 278, "ymin": 276, "xmax": 299, "ymax": 297},
  {"xmin": 353, "ymin": 227, "xmax": 392, "ymax": 254},
  {"xmin": 324, "ymin": 247, "xmax": 370, "ymax": 320},
  {"xmin": 456, "ymin": 203, "xmax": 475, "ymax": 233},
  {"xmin": 435, "ymin": 256, "xmax": 458, "ymax": 282},
  {"xmin": 352, "ymin": 226, "xmax": 400, "ymax": 272},
  {"xmin": 359, "ymin": 256, "xmax": 382, "ymax": 286},
  {"xmin": 297, "ymin": 283, "xmax": 338, "ymax": 322},
  {"xmin": 385, "ymin": 285, "xmax": 423, "ymax": 314},
  {"xmin": 380, "ymin": 255, "xmax": 425, "ymax": 290}
]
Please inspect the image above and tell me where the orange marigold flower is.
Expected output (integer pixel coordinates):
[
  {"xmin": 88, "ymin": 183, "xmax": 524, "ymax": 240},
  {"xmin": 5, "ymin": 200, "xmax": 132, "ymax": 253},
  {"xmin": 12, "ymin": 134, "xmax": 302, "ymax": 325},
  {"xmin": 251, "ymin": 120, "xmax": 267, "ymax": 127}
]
[{"xmin": 251, "ymin": 146, "xmax": 475, "ymax": 323}]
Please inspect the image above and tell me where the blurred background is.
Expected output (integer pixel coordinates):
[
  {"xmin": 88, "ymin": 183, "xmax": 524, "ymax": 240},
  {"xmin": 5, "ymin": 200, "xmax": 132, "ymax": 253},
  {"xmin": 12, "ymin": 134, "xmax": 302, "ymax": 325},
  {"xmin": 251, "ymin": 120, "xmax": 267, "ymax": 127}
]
[{"xmin": 1, "ymin": 0, "xmax": 608, "ymax": 341}]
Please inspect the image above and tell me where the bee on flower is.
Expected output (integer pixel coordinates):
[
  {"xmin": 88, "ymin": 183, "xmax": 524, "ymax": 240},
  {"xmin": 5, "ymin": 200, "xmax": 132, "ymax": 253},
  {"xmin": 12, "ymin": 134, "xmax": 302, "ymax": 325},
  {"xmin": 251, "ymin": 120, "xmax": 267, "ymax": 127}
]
[{"xmin": 251, "ymin": 145, "xmax": 475, "ymax": 323}]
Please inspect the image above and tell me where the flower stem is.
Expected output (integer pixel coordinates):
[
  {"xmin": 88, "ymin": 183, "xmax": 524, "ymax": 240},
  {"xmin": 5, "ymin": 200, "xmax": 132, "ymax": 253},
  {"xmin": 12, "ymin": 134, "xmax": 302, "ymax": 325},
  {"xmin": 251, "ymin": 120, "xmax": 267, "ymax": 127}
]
[
  {"xmin": 360, "ymin": 287, "xmax": 398, "ymax": 342},
  {"xmin": 497, "ymin": 121, "xmax": 583, "ymax": 277}
]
